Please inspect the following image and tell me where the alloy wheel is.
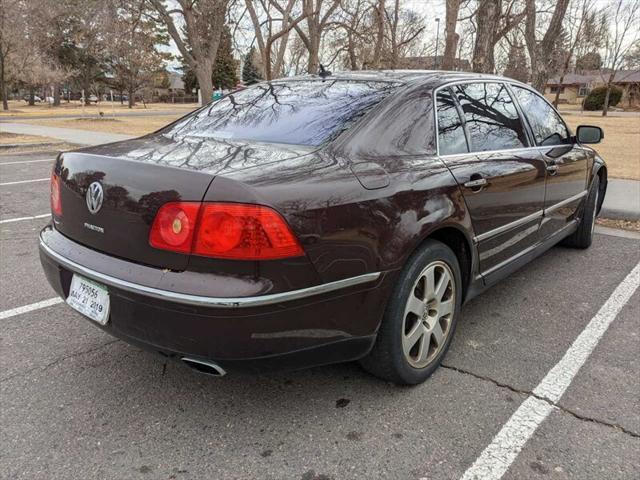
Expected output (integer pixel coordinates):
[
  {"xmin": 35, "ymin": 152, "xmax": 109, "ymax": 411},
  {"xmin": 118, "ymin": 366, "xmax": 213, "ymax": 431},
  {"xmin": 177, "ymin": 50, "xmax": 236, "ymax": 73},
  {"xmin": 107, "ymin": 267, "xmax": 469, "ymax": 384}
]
[{"xmin": 402, "ymin": 261, "xmax": 456, "ymax": 368}]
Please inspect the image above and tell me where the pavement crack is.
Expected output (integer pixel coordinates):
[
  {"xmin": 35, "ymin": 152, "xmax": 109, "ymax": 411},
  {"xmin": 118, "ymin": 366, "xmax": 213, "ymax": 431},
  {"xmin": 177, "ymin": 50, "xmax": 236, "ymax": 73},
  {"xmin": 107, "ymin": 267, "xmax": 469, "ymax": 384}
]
[
  {"xmin": 441, "ymin": 363, "xmax": 640, "ymax": 439},
  {"xmin": 0, "ymin": 339, "xmax": 119, "ymax": 384},
  {"xmin": 441, "ymin": 363, "xmax": 534, "ymax": 397}
]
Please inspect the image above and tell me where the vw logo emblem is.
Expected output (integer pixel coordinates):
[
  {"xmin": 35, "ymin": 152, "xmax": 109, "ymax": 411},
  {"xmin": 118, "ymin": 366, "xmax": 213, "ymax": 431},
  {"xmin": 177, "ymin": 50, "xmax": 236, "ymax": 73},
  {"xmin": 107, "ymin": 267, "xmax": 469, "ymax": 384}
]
[{"xmin": 86, "ymin": 182, "xmax": 104, "ymax": 214}]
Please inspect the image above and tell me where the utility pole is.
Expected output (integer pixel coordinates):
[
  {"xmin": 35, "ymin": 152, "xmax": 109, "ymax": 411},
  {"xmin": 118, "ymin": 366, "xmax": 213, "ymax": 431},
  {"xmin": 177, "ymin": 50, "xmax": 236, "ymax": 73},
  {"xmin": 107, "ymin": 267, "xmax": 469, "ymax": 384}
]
[{"xmin": 434, "ymin": 17, "xmax": 441, "ymax": 70}]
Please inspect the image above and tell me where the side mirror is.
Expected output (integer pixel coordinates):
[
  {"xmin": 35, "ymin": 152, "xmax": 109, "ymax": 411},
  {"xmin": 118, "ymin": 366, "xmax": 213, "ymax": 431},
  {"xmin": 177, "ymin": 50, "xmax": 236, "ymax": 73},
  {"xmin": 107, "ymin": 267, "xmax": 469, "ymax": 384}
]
[{"xmin": 576, "ymin": 125, "xmax": 604, "ymax": 144}]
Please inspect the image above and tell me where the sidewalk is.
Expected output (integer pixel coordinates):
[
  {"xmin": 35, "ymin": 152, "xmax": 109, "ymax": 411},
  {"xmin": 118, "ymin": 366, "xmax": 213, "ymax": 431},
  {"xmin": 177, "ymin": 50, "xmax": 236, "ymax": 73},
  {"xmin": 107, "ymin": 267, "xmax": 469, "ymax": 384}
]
[
  {"xmin": 0, "ymin": 109, "xmax": 193, "ymax": 121},
  {"xmin": 601, "ymin": 178, "xmax": 640, "ymax": 220},
  {"xmin": 0, "ymin": 122, "xmax": 133, "ymax": 146}
]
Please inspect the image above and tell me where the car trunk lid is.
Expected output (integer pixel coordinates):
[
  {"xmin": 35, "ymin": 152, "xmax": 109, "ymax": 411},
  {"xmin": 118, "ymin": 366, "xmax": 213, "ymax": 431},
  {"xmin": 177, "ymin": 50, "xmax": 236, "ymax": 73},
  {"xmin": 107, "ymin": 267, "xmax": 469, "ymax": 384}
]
[
  {"xmin": 54, "ymin": 152, "xmax": 214, "ymax": 271},
  {"xmin": 53, "ymin": 134, "xmax": 310, "ymax": 271}
]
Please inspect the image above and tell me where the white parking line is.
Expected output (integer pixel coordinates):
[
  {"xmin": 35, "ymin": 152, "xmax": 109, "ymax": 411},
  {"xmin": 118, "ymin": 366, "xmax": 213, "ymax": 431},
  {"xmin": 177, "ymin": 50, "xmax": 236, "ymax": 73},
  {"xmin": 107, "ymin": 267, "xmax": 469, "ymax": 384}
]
[
  {"xmin": 459, "ymin": 261, "xmax": 640, "ymax": 480},
  {"xmin": 0, "ymin": 297, "xmax": 62, "ymax": 320},
  {"xmin": 0, "ymin": 213, "xmax": 50, "ymax": 224},
  {"xmin": 0, "ymin": 178, "xmax": 49, "ymax": 186},
  {"xmin": 0, "ymin": 159, "xmax": 53, "ymax": 165}
]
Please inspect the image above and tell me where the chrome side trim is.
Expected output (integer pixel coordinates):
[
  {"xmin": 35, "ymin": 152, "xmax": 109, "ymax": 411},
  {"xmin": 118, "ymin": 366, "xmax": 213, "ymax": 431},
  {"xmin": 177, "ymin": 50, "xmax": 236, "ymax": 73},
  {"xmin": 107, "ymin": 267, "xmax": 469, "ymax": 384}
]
[
  {"xmin": 482, "ymin": 220, "xmax": 578, "ymax": 277},
  {"xmin": 474, "ymin": 210, "xmax": 543, "ymax": 244},
  {"xmin": 472, "ymin": 190, "xmax": 588, "ymax": 243},
  {"xmin": 39, "ymin": 239, "xmax": 381, "ymax": 308},
  {"xmin": 543, "ymin": 190, "xmax": 588, "ymax": 214}
]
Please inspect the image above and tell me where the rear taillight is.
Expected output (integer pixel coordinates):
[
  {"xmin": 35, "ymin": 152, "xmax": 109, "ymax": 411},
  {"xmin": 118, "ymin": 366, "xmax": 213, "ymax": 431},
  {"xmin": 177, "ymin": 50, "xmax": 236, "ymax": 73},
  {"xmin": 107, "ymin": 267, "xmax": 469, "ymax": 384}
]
[
  {"xmin": 149, "ymin": 202, "xmax": 304, "ymax": 260},
  {"xmin": 149, "ymin": 202, "xmax": 200, "ymax": 254},
  {"xmin": 194, "ymin": 203, "xmax": 304, "ymax": 259},
  {"xmin": 50, "ymin": 173, "xmax": 62, "ymax": 216}
]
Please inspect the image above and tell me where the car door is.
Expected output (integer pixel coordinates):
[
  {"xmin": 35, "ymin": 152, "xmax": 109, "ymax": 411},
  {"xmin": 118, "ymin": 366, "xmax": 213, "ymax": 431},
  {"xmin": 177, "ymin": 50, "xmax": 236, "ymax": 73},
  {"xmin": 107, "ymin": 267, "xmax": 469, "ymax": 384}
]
[
  {"xmin": 510, "ymin": 85, "xmax": 589, "ymax": 239},
  {"xmin": 436, "ymin": 82, "xmax": 547, "ymax": 276}
]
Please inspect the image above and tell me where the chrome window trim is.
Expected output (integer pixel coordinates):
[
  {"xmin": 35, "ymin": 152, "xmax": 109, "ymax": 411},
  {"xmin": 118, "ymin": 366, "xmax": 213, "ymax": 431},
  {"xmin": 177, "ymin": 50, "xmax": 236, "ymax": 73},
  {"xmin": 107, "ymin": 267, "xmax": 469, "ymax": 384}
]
[
  {"xmin": 472, "ymin": 190, "xmax": 588, "ymax": 243},
  {"xmin": 432, "ymin": 78, "xmax": 573, "ymax": 157},
  {"xmin": 39, "ymin": 238, "xmax": 381, "ymax": 308},
  {"xmin": 507, "ymin": 82, "xmax": 573, "ymax": 145},
  {"xmin": 433, "ymin": 79, "xmax": 532, "ymax": 157}
]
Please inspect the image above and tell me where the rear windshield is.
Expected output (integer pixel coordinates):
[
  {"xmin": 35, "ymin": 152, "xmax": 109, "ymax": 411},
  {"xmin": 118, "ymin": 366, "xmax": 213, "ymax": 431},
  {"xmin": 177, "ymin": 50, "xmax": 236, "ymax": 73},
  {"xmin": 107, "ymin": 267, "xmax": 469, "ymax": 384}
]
[{"xmin": 162, "ymin": 80, "xmax": 400, "ymax": 146}]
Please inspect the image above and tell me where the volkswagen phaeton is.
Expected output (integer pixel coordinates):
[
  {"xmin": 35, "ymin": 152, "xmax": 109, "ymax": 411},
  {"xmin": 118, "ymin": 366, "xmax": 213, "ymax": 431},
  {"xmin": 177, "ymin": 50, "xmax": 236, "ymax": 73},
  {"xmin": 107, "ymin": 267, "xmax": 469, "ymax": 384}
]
[{"xmin": 40, "ymin": 71, "xmax": 607, "ymax": 384}]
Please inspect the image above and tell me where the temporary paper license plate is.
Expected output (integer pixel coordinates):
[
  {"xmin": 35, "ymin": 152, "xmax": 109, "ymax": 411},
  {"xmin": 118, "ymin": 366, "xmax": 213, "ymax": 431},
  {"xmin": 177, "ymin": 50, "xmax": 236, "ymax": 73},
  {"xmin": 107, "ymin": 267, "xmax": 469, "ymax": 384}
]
[{"xmin": 67, "ymin": 274, "xmax": 110, "ymax": 325}]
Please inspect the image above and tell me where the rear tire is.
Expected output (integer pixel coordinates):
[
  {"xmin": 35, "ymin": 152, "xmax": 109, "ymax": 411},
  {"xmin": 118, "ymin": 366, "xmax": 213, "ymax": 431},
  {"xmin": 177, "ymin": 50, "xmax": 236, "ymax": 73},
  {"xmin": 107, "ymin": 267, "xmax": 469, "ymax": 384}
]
[
  {"xmin": 360, "ymin": 240, "xmax": 462, "ymax": 385},
  {"xmin": 562, "ymin": 175, "xmax": 600, "ymax": 249}
]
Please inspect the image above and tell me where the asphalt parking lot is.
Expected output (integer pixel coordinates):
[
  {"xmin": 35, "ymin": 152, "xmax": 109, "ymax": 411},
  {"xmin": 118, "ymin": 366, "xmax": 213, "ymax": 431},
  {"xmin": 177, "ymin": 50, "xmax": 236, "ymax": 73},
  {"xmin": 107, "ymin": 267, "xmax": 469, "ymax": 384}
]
[{"xmin": 1, "ymin": 150, "xmax": 639, "ymax": 480}]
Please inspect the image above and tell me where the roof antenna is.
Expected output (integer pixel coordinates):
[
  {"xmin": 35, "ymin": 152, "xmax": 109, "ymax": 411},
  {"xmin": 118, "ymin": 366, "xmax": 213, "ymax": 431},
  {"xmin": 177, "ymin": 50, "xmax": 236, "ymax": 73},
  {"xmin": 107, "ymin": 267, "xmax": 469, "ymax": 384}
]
[{"xmin": 318, "ymin": 64, "xmax": 332, "ymax": 80}]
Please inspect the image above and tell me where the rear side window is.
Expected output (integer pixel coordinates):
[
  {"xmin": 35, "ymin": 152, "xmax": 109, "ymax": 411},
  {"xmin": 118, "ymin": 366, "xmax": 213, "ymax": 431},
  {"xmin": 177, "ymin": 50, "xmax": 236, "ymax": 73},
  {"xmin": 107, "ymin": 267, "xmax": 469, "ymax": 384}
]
[
  {"xmin": 162, "ymin": 80, "xmax": 399, "ymax": 146},
  {"xmin": 511, "ymin": 86, "xmax": 570, "ymax": 146},
  {"xmin": 436, "ymin": 88, "xmax": 468, "ymax": 155},
  {"xmin": 453, "ymin": 83, "xmax": 528, "ymax": 152}
]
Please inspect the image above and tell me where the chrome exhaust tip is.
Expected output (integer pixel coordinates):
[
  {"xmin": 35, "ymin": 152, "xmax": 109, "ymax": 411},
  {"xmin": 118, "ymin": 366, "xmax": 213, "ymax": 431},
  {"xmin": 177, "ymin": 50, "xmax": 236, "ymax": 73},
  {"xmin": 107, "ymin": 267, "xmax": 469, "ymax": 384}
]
[{"xmin": 181, "ymin": 357, "xmax": 226, "ymax": 377}]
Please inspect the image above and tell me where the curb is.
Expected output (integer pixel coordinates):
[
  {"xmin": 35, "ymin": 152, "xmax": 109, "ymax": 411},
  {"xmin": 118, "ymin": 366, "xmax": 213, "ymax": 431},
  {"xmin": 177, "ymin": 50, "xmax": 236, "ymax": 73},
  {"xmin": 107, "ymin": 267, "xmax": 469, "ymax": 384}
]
[{"xmin": 600, "ymin": 207, "xmax": 640, "ymax": 221}]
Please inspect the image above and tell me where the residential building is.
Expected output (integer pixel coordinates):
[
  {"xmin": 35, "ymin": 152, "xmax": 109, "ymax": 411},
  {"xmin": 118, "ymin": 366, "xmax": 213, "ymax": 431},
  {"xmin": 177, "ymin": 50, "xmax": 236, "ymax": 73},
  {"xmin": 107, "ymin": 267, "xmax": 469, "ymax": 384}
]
[{"xmin": 544, "ymin": 70, "xmax": 640, "ymax": 108}]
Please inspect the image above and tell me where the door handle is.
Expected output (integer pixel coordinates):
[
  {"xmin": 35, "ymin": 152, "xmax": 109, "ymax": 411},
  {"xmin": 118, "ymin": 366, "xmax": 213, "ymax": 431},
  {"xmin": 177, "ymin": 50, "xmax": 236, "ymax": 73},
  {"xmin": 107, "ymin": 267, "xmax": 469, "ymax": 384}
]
[
  {"xmin": 546, "ymin": 164, "xmax": 559, "ymax": 175},
  {"xmin": 464, "ymin": 177, "xmax": 487, "ymax": 190}
]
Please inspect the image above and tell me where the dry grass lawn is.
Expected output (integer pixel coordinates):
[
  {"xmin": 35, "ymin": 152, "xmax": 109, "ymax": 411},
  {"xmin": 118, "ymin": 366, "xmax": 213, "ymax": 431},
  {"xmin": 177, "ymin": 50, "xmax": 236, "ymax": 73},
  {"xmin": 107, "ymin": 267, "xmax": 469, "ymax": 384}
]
[
  {"xmin": 0, "ymin": 100, "xmax": 198, "ymax": 117},
  {"xmin": 16, "ymin": 115, "xmax": 184, "ymax": 136},
  {"xmin": 563, "ymin": 114, "xmax": 640, "ymax": 180},
  {"xmin": 597, "ymin": 218, "xmax": 640, "ymax": 232}
]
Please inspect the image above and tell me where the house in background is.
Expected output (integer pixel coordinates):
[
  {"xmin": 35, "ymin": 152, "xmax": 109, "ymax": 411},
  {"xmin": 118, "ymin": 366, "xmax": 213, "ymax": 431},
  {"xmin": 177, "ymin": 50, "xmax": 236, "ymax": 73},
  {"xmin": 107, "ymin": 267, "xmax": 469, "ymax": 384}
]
[
  {"xmin": 151, "ymin": 71, "xmax": 186, "ymax": 101},
  {"xmin": 544, "ymin": 70, "xmax": 640, "ymax": 108}
]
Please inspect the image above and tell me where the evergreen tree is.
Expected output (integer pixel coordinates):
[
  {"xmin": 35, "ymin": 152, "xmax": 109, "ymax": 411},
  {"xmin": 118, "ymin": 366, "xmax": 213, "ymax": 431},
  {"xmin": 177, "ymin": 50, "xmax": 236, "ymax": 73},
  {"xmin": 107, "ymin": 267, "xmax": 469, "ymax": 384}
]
[
  {"xmin": 503, "ymin": 43, "xmax": 529, "ymax": 83},
  {"xmin": 181, "ymin": 26, "xmax": 238, "ymax": 93},
  {"xmin": 242, "ymin": 47, "xmax": 263, "ymax": 85},
  {"xmin": 181, "ymin": 60, "xmax": 198, "ymax": 93},
  {"xmin": 576, "ymin": 52, "xmax": 602, "ymax": 72},
  {"xmin": 212, "ymin": 26, "xmax": 238, "ymax": 90}
]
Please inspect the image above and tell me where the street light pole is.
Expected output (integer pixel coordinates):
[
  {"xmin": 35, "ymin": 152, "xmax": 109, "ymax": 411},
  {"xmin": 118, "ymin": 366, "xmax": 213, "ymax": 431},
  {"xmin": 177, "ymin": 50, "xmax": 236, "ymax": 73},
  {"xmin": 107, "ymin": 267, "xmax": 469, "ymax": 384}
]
[{"xmin": 434, "ymin": 17, "xmax": 441, "ymax": 70}]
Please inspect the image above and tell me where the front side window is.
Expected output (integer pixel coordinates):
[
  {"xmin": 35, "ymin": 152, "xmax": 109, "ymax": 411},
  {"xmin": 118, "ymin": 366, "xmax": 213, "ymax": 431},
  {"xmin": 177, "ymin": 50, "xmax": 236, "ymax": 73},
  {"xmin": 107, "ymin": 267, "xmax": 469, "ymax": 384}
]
[
  {"xmin": 511, "ymin": 85, "xmax": 570, "ymax": 146},
  {"xmin": 453, "ymin": 82, "xmax": 528, "ymax": 152},
  {"xmin": 161, "ymin": 80, "xmax": 399, "ymax": 147},
  {"xmin": 436, "ymin": 88, "xmax": 468, "ymax": 155}
]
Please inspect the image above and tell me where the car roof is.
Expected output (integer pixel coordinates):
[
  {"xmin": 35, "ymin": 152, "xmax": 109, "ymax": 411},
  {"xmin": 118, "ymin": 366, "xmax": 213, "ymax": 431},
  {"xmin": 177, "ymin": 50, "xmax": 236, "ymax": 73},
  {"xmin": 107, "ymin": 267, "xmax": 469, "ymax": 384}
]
[{"xmin": 275, "ymin": 70, "xmax": 520, "ymax": 88}]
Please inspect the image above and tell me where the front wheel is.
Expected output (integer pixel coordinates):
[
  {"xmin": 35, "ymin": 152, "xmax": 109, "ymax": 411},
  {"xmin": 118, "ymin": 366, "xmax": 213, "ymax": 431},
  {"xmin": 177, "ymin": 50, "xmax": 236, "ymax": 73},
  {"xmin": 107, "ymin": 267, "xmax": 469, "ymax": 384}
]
[{"xmin": 360, "ymin": 240, "xmax": 462, "ymax": 385}]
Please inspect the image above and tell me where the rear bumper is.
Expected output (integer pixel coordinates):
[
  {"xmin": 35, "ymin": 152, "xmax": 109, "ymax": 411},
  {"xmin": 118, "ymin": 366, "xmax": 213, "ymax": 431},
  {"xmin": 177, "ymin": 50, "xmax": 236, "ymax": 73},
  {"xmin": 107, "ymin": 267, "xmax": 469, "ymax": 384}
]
[{"xmin": 39, "ymin": 226, "xmax": 393, "ymax": 372}]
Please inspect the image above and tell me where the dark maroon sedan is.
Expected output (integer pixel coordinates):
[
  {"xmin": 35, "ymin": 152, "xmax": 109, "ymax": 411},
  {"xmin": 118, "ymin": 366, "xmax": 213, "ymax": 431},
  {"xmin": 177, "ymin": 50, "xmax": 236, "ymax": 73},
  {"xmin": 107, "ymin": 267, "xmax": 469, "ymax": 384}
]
[{"xmin": 40, "ymin": 71, "xmax": 606, "ymax": 384}]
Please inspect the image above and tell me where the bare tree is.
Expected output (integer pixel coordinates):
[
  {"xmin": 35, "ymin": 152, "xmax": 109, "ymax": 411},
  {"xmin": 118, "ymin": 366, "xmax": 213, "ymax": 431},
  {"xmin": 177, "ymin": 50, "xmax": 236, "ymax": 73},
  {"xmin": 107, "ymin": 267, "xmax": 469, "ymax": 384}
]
[
  {"xmin": 245, "ymin": 0, "xmax": 309, "ymax": 80},
  {"xmin": 471, "ymin": 0, "xmax": 526, "ymax": 73},
  {"xmin": 442, "ymin": 0, "xmax": 461, "ymax": 70},
  {"xmin": 333, "ymin": 0, "xmax": 373, "ymax": 70},
  {"xmin": 108, "ymin": 0, "xmax": 170, "ymax": 108},
  {"xmin": 278, "ymin": 0, "xmax": 341, "ymax": 73},
  {"xmin": 0, "ymin": 0, "xmax": 71, "ymax": 109},
  {"xmin": 0, "ymin": 0, "xmax": 19, "ymax": 110},
  {"xmin": 383, "ymin": 0, "xmax": 425, "ymax": 68},
  {"xmin": 600, "ymin": 0, "xmax": 640, "ymax": 116},
  {"xmin": 149, "ymin": 0, "xmax": 229, "ymax": 105},
  {"xmin": 331, "ymin": 0, "xmax": 423, "ymax": 70},
  {"xmin": 524, "ymin": 0, "xmax": 571, "ymax": 92},
  {"xmin": 371, "ymin": 0, "xmax": 385, "ymax": 68},
  {"xmin": 552, "ymin": 0, "xmax": 598, "ymax": 107}
]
